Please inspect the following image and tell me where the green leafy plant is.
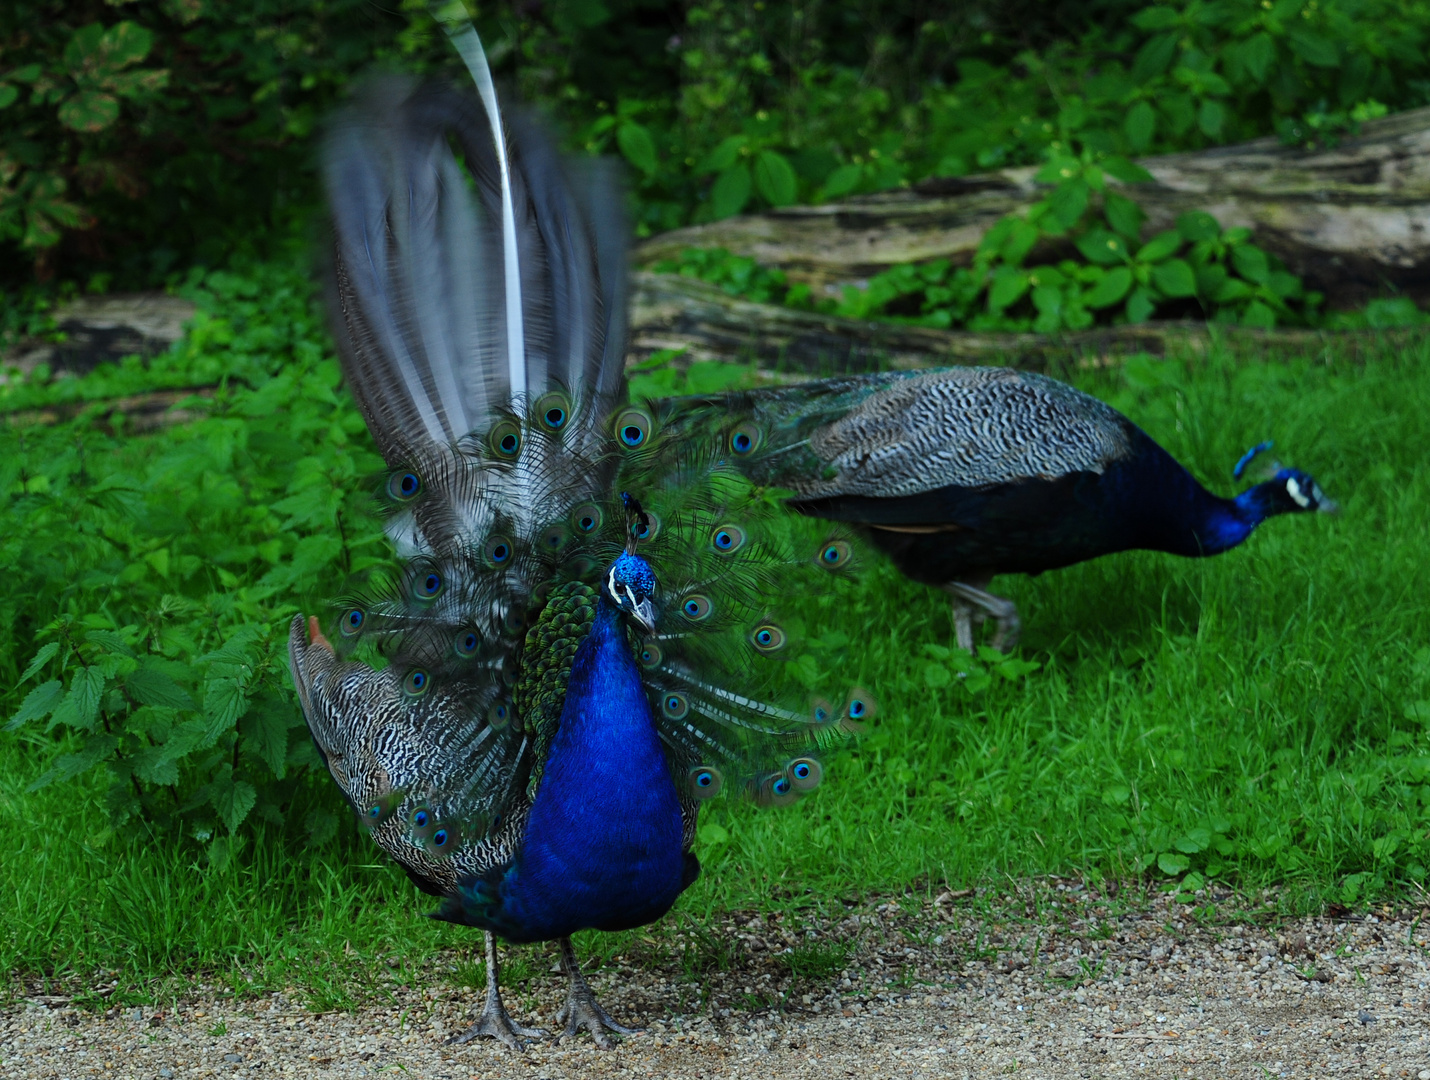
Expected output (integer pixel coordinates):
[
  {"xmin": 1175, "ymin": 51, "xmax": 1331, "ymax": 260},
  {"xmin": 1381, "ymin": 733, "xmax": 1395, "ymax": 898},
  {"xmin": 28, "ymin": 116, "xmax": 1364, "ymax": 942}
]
[{"xmin": 1, "ymin": 252, "xmax": 388, "ymax": 855}]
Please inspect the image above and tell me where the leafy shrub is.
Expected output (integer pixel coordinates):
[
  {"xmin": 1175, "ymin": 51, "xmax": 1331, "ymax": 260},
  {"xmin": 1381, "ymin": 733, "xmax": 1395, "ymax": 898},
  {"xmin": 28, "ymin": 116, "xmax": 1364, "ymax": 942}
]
[{"xmin": 1, "ymin": 252, "xmax": 387, "ymax": 855}]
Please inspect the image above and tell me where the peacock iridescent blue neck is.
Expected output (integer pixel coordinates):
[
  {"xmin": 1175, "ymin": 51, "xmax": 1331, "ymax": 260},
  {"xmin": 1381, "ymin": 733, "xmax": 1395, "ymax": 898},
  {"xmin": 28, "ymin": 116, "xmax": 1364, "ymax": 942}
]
[
  {"xmin": 452, "ymin": 595, "xmax": 685, "ymax": 943},
  {"xmin": 1103, "ymin": 433, "xmax": 1289, "ymax": 558}
]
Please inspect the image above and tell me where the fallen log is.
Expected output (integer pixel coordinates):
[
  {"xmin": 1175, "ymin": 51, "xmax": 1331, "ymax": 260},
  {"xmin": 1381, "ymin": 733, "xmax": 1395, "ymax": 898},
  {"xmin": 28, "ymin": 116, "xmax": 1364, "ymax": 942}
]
[
  {"xmin": 635, "ymin": 106, "xmax": 1430, "ymax": 312},
  {"xmin": 629, "ymin": 271, "xmax": 1430, "ymax": 375}
]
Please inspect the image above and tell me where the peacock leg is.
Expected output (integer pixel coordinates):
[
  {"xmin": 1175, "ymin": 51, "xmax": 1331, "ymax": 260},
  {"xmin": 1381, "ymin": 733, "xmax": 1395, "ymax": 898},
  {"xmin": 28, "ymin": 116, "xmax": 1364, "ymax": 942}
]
[
  {"xmin": 448, "ymin": 932, "xmax": 546, "ymax": 1051},
  {"xmin": 943, "ymin": 581, "xmax": 1021, "ymax": 652},
  {"xmin": 554, "ymin": 936, "xmax": 638, "ymax": 1048}
]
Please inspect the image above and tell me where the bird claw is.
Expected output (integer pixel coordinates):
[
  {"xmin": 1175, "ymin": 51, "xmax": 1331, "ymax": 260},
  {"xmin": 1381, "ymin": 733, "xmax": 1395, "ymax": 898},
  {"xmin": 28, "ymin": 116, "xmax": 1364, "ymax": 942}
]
[
  {"xmin": 447, "ymin": 1000, "xmax": 546, "ymax": 1052},
  {"xmin": 555, "ymin": 989, "xmax": 639, "ymax": 1049}
]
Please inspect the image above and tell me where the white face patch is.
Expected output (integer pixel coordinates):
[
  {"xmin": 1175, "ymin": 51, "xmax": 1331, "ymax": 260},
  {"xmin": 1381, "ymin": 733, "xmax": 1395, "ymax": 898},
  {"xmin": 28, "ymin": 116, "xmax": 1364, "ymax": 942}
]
[{"xmin": 1285, "ymin": 476, "xmax": 1312, "ymax": 508}]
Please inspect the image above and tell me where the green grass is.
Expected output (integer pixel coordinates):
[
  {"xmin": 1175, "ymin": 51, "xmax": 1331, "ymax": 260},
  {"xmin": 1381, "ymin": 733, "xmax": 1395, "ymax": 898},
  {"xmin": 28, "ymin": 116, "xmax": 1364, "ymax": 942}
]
[{"xmin": 4, "ymin": 321, "xmax": 1430, "ymax": 1003}]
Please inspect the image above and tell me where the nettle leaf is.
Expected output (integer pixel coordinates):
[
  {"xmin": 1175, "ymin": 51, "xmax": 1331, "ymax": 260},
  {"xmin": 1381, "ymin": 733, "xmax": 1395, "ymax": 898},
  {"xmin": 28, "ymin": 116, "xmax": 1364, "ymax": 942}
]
[
  {"xmin": 710, "ymin": 164, "xmax": 753, "ymax": 219},
  {"xmin": 1124, "ymin": 100, "xmax": 1156, "ymax": 152},
  {"xmin": 202, "ymin": 677, "xmax": 248, "ymax": 744},
  {"xmin": 1131, "ymin": 5, "xmax": 1180, "ymax": 31},
  {"xmin": 987, "ymin": 267, "xmax": 1030, "ymax": 313},
  {"xmin": 1288, "ymin": 29, "xmax": 1339, "ymax": 68},
  {"xmin": 1047, "ymin": 179, "xmax": 1089, "ymax": 230},
  {"xmin": 125, "ymin": 667, "xmax": 196, "ymax": 710},
  {"xmin": 58, "ymin": 91, "xmax": 120, "ymax": 133},
  {"xmin": 1197, "ymin": 99, "xmax": 1226, "ymax": 139},
  {"xmin": 210, "ymin": 773, "xmax": 258, "ymax": 833},
  {"xmin": 1232, "ymin": 244, "xmax": 1271, "ymax": 284},
  {"xmin": 28, "ymin": 734, "xmax": 120, "ymax": 792},
  {"xmin": 1126, "ymin": 286, "xmax": 1156, "ymax": 323},
  {"xmin": 1238, "ymin": 33, "xmax": 1276, "ymax": 85},
  {"xmin": 49, "ymin": 666, "xmax": 108, "ymax": 732},
  {"xmin": 240, "ymin": 696, "xmax": 291, "ymax": 779},
  {"xmin": 1132, "ymin": 32, "xmax": 1179, "ymax": 83},
  {"xmin": 1075, "ymin": 229, "xmax": 1128, "ymax": 266},
  {"xmin": 19, "ymin": 642, "xmax": 60, "ymax": 684},
  {"xmin": 699, "ymin": 135, "xmax": 746, "ymax": 175},
  {"xmin": 616, "ymin": 122, "xmax": 658, "ymax": 176},
  {"xmin": 1176, "ymin": 210, "xmax": 1220, "ymax": 242},
  {"xmin": 1084, "ymin": 266, "xmax": 1133, "ymax": 308},
  {"xmin": 0, "ymin": 84, "xmax": 18, "ymax": 110},
  {"xmin": 1135, "ymin": 230, "xmax": 1182, "ymax": 263},
  {"xmin": 1152, "ymin": 258, "xmax": 1197, "ymax": 297},
  {"xmin": 1104, "ymin": 193, "xmax": 1146, "ymax": 241},
  {"xmin": 131, "ymin": 745, "xmax": 181, "ymax": 786},
  {"xmin": 821, "ymin": 163, "xmax": 862, "ymax": 199},
  {"xmin": 754, "ymin": 150, "xmax": 798, "ymax": 207},
  {"xmin": 8, "ymin": 681, "xmax": 64, "ymax": 730}
]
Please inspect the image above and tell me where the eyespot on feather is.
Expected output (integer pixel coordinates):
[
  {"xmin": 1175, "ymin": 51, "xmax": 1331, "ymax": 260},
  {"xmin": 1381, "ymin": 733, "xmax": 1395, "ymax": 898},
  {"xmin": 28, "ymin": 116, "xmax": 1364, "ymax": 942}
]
[
  {"xmin": 540, "ymin": 523, "xmax": 570, "ymax": 552},
  {"xmin": 639, "ymin": 642, "xmax": 664, "ymax": 670},
  {"xmin": 488, "ymin": 419, "xmax": 522, "ymax": 459},
  {"xmin": 409, "ymin": 805, "xmax": 435, "ymax": 840},
  {"xmin": 454, "ymin": 630, "xmax": 480, "ymax": 657},
  {"xmin": 487, "ymin": 699, "xmax": 512, "ymax": 730},
  {"xmin": 387, "ymin": 471, "xmax": 421, "ymax": 501},
  {"xmin": 755, "ymin": 771, "xmax": 798, "ymax": 807},
  {"xmin": 810, "ymin": 697, "xmax": 835, "ymax": 725},
  {"xmin": 711, "ymin": 524, "xmax": 747, "ymax": 554},
  {"xmin": 483, "ymin": 535, "xmax": 514, "ymax": 567},
  {"xmin": 402, "ymin": 669, "xmax": 430, "ymax": 697},
  {"xmin": 360, "ymin": 787, "xmax": 407, "ymax": 828},
  {"xmin": 613, "ymin": 407, "xmax": 654, "ymax": 450},
  {"xmin": 844, "ymin": 688, "xmax": 877, "ymax": 724},
  {"xmin": 680, "ymin": 595, "xmax": 713, "ymax": 622},
  {"xmin": 751, "ymin": 623, "xmax": 787, "ymax": 653},
  {"xmin": 413, "ymin": 570, "xmax": 443, "ymax": 601},
  {"xmin": 339, "ymin": 608, "xmax": 365, "ymax": 637},
  {"xmin": 533, "ymin": 391, "xmax": 574, "ymax": 432},
  {"xmin": 816, "ymin": 539, "xmax": 852, "ymax": 570},
  {"xmin": 571, "ymin": 503, "xmax": 604, "ymax": 533},
  {"xmin": 423, "ymin": 822, "xmax": 461, "ymax": 855},
  {"xmin": 630, "ymin": 510, "xmax": 661, "ymax": 543},
  {"xmin": 661, "ymin": 692, "xmax": 690, "ymax": 720},
  {"xmin": 729, "ymin": 422, "xmax": 763, "ymax": 455},
  {"xmin": 787, "ymin": 757, "xmax": 823, "ymax": 792},
  {"xmin": 688, "ymin": 765, "xmax": 723, "ymax": 799}
]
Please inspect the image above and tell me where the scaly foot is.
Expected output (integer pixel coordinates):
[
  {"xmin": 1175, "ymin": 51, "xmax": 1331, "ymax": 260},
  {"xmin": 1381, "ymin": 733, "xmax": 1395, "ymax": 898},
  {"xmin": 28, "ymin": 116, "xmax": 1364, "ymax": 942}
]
[
  {"xmin": 448, "ymin": 932, "xmax": 546, "ymax": 1052},
  {"xmin": 556, "ymin": 937, "xmax": 639, "ymax": 1048}
]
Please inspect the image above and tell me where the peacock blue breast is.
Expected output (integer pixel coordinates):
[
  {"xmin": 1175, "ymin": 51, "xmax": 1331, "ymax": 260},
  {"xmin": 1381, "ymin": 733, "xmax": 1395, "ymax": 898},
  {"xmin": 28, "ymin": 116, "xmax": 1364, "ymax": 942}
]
[{"xmin": 453, "ymin": 596, "xmax": 686, "ymax": 944}]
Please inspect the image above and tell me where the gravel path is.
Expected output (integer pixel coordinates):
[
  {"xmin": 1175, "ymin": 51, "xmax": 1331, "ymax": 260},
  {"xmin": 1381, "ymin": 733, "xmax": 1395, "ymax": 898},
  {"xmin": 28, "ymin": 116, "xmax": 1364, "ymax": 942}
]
[{"xmin": 5, "ymin": 884, "xmax": 1430, "ymax": 1079}]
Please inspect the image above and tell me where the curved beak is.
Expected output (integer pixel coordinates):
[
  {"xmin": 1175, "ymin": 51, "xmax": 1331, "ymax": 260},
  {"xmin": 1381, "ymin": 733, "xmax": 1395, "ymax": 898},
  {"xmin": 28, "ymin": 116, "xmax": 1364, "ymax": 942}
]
[{"xmin": 629, "ymin": 595, "xmax": 656, "ymax": 634}]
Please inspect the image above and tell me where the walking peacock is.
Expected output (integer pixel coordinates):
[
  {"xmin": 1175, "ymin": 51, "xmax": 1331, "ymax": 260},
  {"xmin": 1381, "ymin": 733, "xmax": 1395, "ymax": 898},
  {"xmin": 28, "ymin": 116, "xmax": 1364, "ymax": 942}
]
[
  {"xmin": 288, "ymin": 23, "xmax": 865, "ymax": 1050},
  {"xmin": 656, "ymin": 367, "xmax": 1336, "ymax": 652}
]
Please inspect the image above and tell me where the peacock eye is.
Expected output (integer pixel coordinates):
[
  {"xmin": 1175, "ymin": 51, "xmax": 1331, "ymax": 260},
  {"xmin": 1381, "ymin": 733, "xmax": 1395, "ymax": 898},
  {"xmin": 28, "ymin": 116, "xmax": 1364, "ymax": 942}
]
[
  {"xmin": 488, "ymin": 419, "xmax": 522, "ymax": 459},
  {"xmin": 388, "ymin": 472, "xmax": 422, "ymax": 501},
  {"xmin": 729, "ymin": 422, "xmax": 762, "ymax": 455},
  {"xmin": 639, "ymin": 642, "xmax": 664, "ymax": 670},
  {"xmin": 845, "ymin": 689, "xmax": 877, "ymax": 722},
  {"xmin": 403, "ymin": 669, "xmax": 429, "ymax": 696},
  {"xmin": 681, "ymin": 595, "xmax": 713, "ymax": 621},
  {"xmin": 751, "ymin": 624, "xmax": 786, "ymax": 653},
  {"xmin": 487, "ymin": 700, "xmax": 511, "ymax": 729},
  {"xmin": 367, "ymin": 804, "xmax": 383, "ymax": 819},
  {"xmin": 571, "ymin": 503, "xmax": 603, "ymax": 533},
  {"xmin": 484, "ymin": 535, "xmax": 513, "ymax": 566},
  {"xmin": 341, "ymin": 608, "xmax": 365, "ymax": 636},
  {"xmin": 455, "ymin": 630, "xmax": 480, "ymax": 657},
  {"xmin": 541, "ymin": 524, "xmax": 569, "ymax": 551},
  {"xmin": 817, "ymin": 540, "xmax": 851, "ymax": 569},
  {"xmin": 534, "ymin": 391, "xmax": 573, "ymax": 432},
  {"xmin": 662, "ymin": 693, "xmax": 690, "ymax": 720},
  {"xmin": 414, "ymin": 571, "xmax": 443, "ymax": 600},
  {"xmin": 412, "ymin": 809, "xmax": 430, "ymax": 829},
  {"xmin": 613, "ymin": 407, "xmax": 653, "ymax": 449},
  {"xmin": 688, "ymin": 765, "xmax": 723, "ymax": 799},
  {"xmin": 629, "ymin": 511, "xmax": 661, "ymax": 542},
  {"xmin": 771, "ymin": 775, "xmax": 791, "ymax": 796},
  {"xmin": 432, "ymin": 828, "xmax": 449, "ymax": 847},
  {"xmin": 810, "ymin": 698, "xmax": 834, "ymax": 724},
  {"xmin": 788, "ymin": 757, "xmax": 823, "ymax": 791},
  {"xmin": 711, "ymin": 524, "xmax": 746, "ymax": 554}
]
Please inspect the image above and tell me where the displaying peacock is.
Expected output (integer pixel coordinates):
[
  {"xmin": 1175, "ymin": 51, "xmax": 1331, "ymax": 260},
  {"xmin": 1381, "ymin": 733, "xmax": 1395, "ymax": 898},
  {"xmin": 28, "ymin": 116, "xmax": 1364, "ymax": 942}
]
[
  {"xmin": 288, "ymin": 23, "xmax": 866, "ymax": 1051},
  {"xmin": 655, "ymin": 366, "xmax": 1336, "ymax": 652}
]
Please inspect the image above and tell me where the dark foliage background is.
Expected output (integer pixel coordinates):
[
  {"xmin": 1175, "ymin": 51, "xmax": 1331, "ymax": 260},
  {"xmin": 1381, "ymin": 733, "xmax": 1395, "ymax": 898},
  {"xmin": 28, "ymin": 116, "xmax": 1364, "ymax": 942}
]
[{"xmin": 4, "ymin": 0, "xmax": 1427, "ymax": 288}]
